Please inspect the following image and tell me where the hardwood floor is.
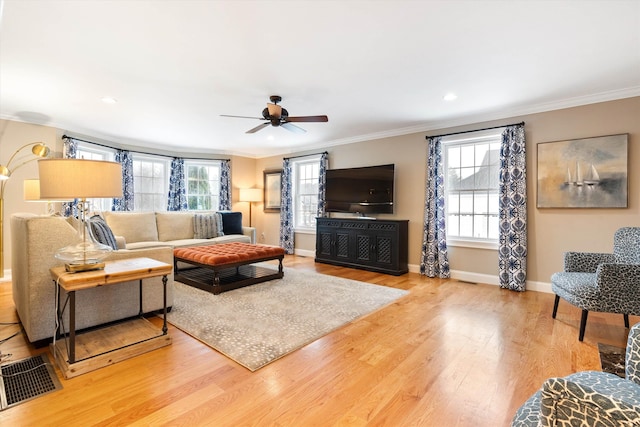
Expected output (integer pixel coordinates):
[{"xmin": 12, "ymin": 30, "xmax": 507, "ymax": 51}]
[{"xmin": 0, "ymin": 255, "xmax": 633, "ymax": 426}]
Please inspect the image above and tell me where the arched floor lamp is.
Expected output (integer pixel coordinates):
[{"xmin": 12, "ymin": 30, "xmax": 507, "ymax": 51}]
[{"xmin": 0, "ymin": 142, "xmax": 50, "ymax": 278}]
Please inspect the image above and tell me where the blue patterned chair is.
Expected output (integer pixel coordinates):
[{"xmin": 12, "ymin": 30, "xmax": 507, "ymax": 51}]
[
  {"xmin": 551, "ymin": 227, "xmax": 640, "ymax": 341},
  {"xmin": 512, "ymin": 322, "xmax": 640, "ymax": 426}
]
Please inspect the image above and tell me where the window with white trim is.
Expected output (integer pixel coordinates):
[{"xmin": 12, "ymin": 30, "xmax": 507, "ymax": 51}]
[
  {"xmin": 76, "ymin": 143, "xmax": 115, "ymax": 212},
  {"xmin": 132, "ymin": 155, "xmax": 169, "ymax": 211},
  {"xmin": 292, "ymin": 156, "xmax": 320, "ymax": 231},
  {"xmin": 185, "ymin": 160, "xmax": 221, "ymax": 210},
  {"xmin": 443, "ymin": 130, "xmax": 502, "ymax": 248}
]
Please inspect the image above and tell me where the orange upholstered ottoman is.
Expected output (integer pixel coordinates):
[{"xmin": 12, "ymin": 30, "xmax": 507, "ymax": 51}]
[{"xmin": 173, "ymin": 243, "xmax": 285, "ymax": 294}]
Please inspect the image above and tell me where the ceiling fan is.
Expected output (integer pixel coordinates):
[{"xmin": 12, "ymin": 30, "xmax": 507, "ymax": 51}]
[{"xmin": 221, "ymin": 95, "xmax": 328, "ymax": 134}]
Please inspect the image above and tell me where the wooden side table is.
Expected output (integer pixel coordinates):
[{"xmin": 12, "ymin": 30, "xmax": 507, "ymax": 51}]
[{"xmin": 50, "ymin": 257, "xmax": 172, "ymax": 378}]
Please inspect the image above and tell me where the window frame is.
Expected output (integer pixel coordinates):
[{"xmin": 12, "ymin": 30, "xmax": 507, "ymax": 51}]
[
  {"xmin": 131, "ymin": 153, "xmax": 170, "ymax": 212},
  {"xmin": 75, "ymin": 142, "xmax": 116, "ymax": 212},
  {"xmin": 184, "ymin": 160, "xmax": 222, "ymax": 211},
  {"xmin": 442, "ymin": 129, "xmax": 504, "ymax": 250},
  {"xmin": 291, "ymin": 155, "xmax": 321, "ymax": 233}
]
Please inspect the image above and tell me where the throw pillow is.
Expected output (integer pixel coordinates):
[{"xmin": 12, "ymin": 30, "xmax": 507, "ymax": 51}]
[
  {"xmin": 193, "ymin": 213, "xmax": 224, "ymax": 239},
  {"xmin": 220, "ymin": 211, "xmax": 243, "ymax": 235},
  {"xmin": 88, "ymin": 215, "xmax": 118, "ymax": 250}
]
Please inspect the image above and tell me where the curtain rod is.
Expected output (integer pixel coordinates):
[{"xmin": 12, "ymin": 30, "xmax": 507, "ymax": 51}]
[
  {"xmin": 283, "ymin": 151, "xmax": 328, "ymax": 161},
  {"xmin": 62, "ymin": 135, "xmax": 230, "ymax": 161},
  {"xmin": 425, "ymin": 121, "xmax": 525, "ymax": 140}
]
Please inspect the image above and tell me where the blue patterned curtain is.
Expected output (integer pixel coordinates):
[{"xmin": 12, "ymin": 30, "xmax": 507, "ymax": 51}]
[
  {"xmin": 420, "ymin": 136, "xmax": 450, "ymax": 278},
  {"xmin": 167, "ymin": 157, "xmax": 188, "ymax": 211},
  {"xmin": 61, "ymin": 136, "xmax": 79, "ymax": 217},
  {"xmin": 113, "ymin": 150, "xmax": 134, "ymax": 211},
  {"xmin": 219, "ymin": 159, "xmax": 231, "ymax": 210},
  {"xmin": 279, "ymin": 159, "xmax": 294, "ymax": 254},
  {"xmin": 316, "ymin": 152, "xmax": 328, "ymax": 217},
  {"xmin": 499, "ymin": 124, "xmax": 527, "ymax": 291}
]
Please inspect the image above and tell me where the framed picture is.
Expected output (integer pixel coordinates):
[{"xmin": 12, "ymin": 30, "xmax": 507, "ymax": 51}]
[
  {"xmin": 263, "ymin": 169, "xmax": 282, "ymax": 212},
  {"xmin": 537, "ymin": 134, "xmax": 628, "ymax": 208}
]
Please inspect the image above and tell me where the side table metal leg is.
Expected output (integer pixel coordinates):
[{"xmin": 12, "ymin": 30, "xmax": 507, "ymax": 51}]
[
  {"xmin": 139, "ymin": 279, "xmax": 143, "ymax": 317},
  {"xmin": 162, "ymin": 274, "xmax": 168, "ymax": 335},
  {"xmin": 54, "ymin": 280, "xmax": 61, "ymax": 340},
  {"xmin": 69, "ymin": 291, "xmax": 76, "ymax": 364}
]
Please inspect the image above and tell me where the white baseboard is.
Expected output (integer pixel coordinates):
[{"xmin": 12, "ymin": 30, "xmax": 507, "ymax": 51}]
[
  {"xmin": 294, "ymin": 249, "xmax": 316, "ymax": 258},
  {"xmin": 409, "ymin": 264, "xmax": 552, "ymax": 293},
  {"xmin": 449, "ymin": 269, "xmax": 552, "ymax": 293},
  {"xmin": 306, "ymin": 260, "xmax": 554, "ymax": 293},
  {"xmin": 0, "ymin": 270, "xmax": 11, "ymax": 283}
]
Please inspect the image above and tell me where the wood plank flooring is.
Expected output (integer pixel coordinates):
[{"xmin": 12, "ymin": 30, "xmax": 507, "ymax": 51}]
[{"xmin": 0, "ymin": 255, "xmax": 633, "ymax": 426}]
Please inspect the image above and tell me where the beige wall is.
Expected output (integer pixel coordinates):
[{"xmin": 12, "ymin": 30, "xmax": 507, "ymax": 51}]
[
  {"xmin": 0, "ymin": 120, "xmax": 59, "ymax": 277},
  {"xmin": 2, "ymin": 96, "xmax": 638, "ymax": 284},
  {"xmin": 254, "ymin": 97, "xmax": 640, "ymax": 285}
]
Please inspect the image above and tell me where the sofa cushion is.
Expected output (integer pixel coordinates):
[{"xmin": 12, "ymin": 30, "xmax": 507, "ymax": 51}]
[
  {"xmin": 220, "ymin": 211, "xmax": 243, "ymax": 235},
  {"xmin": 193, "ymin": 212, "xmax": 224, "ymax": 239},
  {"xmin": 88, "ymin": 215, "xmax": 118, "ymax": 250},
  {"xmin": 156, "ymin": 212, "xmax": 194, "ymax": 241},
  {"xmin": 104, "ymin": 211, "xmax": 159, "ymax": 243}
]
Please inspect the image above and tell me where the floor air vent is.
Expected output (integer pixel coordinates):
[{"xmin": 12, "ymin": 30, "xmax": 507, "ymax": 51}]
[{"xmin": 0, "ymin": 353, "xmax": 62, "ymax": 410}]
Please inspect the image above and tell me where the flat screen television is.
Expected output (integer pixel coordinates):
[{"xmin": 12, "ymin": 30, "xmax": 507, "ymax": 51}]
[{"xmin": 325, "ymin": 164, "xmax": 395, "ymax": 215}]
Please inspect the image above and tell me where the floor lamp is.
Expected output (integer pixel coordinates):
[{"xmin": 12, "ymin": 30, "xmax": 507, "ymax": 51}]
[
  {"xmin": 239, "ymin": 188, "xmax": 263, "ymax": 227},
  {"xmin": 24, "ymin": 179, "xmax": 72, "ymax": 215},
  {"xmin": 38, "ymin": 158, "xmax": 123, "ymax": 272},
  {"xmin": 0, "ymin": 142, "xmax": 50, "ymax": 278}
]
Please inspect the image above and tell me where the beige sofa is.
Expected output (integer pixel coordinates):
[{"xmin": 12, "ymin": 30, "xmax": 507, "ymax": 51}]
[
  {"xmin": 102, "ymin": 211, "xmax": 255, "ymax": 250},
  {"xmin": 11, "ymin": 211, "xmax": 255, "ymax": 344}
]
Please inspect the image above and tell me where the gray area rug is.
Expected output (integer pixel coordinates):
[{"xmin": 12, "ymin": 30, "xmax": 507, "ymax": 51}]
[{"xmin": 166, "ymin": 267, "xmax": 408, "ymax": 371}]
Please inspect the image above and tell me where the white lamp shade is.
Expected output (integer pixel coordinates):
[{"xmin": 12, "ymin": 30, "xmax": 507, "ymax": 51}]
[
  {"xmin": 239, "ymin": 188, "xmax": 263, "ymax": 203},
  {"xmin": 38, "ymin": 159, "xmax": 123, "ymax": 199}
]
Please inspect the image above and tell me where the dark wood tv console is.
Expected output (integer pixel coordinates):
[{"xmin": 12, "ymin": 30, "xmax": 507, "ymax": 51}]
[{"xmin": 315, "ymin": 217, "xmax": 408, "ymax": 275}]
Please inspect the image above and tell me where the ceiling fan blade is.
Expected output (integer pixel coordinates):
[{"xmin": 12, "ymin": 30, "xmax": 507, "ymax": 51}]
[
  {"xmin": 285, "ymin": 115, "xmax": 329, "ymax": 123},
  {"xmin": 281, "ymin": 122, "xmax": 307, "ymax": 134},
  {"xmin": 246, "ymin": 123, "xmax": 270, "ymax": 134},
  {"xmin": 220, "ymin": 114, "xmax": 263, "ymax": 120}
]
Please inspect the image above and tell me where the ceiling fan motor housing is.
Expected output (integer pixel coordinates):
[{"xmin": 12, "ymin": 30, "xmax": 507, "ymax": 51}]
[{"xmin": 263, "ymin": 107, "xmax": 288, "ymax": 126}]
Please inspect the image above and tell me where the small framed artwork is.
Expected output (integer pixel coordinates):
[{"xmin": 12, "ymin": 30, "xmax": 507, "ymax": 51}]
[
  {"xmin": 263, "ymin": 169, "xmax": 282, "ymax": 212},
  {"xmin": 537, "ymin": 134, "xmax": 628, "ymax": 208}
]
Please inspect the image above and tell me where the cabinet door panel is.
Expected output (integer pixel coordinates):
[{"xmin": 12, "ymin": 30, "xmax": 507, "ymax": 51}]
[
  {"xmin": 336, "ymin": 232, "xmax": 351, "ymax": 258},
  {"xmin": 317, "ymin": 230, "xmax": 334, "ymax": 257},
  {"xmin": 375, "ymin": 234, "xmax": 394, "ymax": 265},
  {"xmin": 356, "ymin": 233, "xmax": 372, "ymax": 262}
]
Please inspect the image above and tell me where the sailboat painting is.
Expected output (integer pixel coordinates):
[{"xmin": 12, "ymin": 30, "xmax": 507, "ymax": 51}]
[{"xmin": 537, "ymin": 134, "xmax": 628, "ymax": 208}]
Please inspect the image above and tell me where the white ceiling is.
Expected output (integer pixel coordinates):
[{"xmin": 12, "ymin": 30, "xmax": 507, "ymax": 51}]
[{"xmin": 1, "ymin": 0, "xmax": 639, "ymax": 158}]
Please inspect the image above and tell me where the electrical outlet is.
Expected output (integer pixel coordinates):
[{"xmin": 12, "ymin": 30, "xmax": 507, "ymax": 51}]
[{"xmin": 260, "ymin": 232, "xmax": 265, "ymax": 242}]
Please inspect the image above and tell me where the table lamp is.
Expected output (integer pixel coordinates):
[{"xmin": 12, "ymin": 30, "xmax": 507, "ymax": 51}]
[
  {"xmin": 239, "ymin": 188, "xmax": 263, "ymax": 227},
  {"xmin": 38, "ymin": 159, "xmax": 123, "ymax": 272}
]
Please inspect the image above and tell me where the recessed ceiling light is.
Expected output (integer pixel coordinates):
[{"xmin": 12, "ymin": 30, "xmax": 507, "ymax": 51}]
[
  {"xmin": 101, "ymin": 97, "xmax": 117, "ymax": 104},
  {"xmin": 443, "ymin": 93, "xmax": 457, "ymax": 101}
]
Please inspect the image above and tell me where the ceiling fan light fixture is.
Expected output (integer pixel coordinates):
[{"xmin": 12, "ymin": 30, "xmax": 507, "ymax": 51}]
[{"xmin": 267, "ymin": 103, "xmax": 282, "ymax": 118}]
